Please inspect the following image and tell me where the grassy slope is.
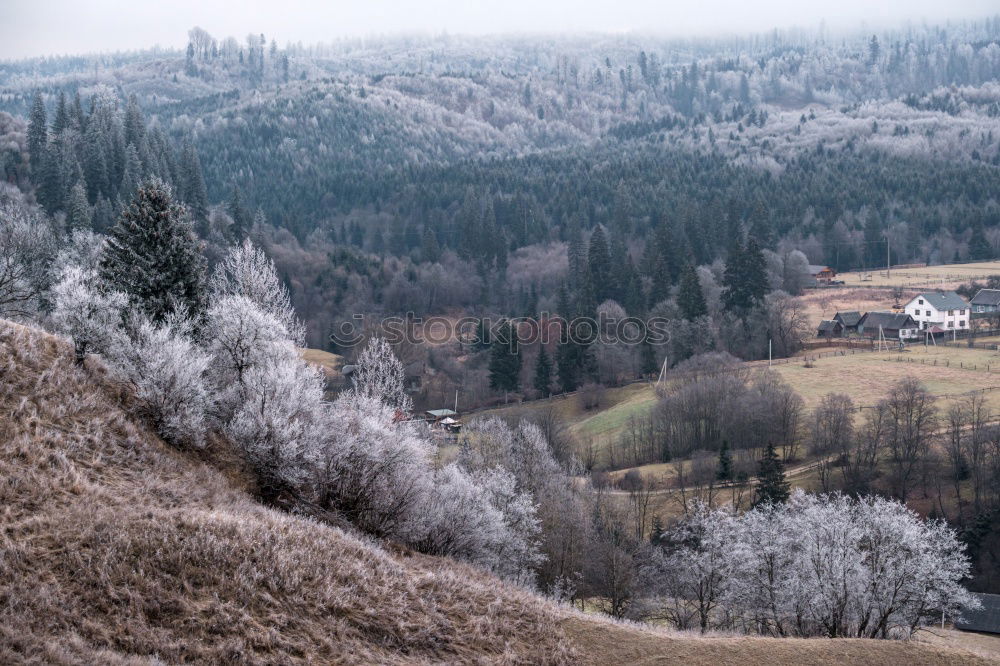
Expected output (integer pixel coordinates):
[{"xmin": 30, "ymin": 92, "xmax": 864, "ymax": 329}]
[{"xmin": 0, "ymin": 320, "xmax": 991, "ymax": 665}]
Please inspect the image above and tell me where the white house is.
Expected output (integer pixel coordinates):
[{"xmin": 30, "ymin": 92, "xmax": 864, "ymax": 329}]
[{"xmin": 903, "ymin": 292, "xmax": 970, "ymax": 333}]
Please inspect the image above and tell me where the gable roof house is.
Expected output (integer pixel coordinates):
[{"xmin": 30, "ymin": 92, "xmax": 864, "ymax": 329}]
[
  {"xmin": 903, "ymin": 292, "xmax": 970, "ymax": 333},
  {"xmin": 857, "ymin": 312, "xmax": 920, "ymax": 340},
  {"xmin": 817, "ymin": 320, "xmax": 844, "ymax": 338},
  {"xmin": 808, "ymin": 265, "xmax": 837, "ymax": 283},
  {"xmin": 833, "ymin": 311, "xmax": 862, "ymax": 332},
  {"xmin": 971, "ymin": 289, "xmax": 1000, "ymax": 314}
]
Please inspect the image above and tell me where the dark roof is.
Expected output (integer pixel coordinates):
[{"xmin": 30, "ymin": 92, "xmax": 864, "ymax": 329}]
[
  {"xmin": 912, "ymin": 291, "xmax": 969, "ymax": 311},
  {"xmin": 972, "ymin": 289, "xmax": 1000, "ymax": 306},
  {"xmin": 860, "ymin": 311, "xmax": 918, "ymax": 330},
  {"xmin": 817, "ymin": 320, "xmax": 841, "ymax": 333},
  {"xmin": 955, "ymin": 593, "xmax": 1000, "ymax": 634},
  {"xmin": 833, "ymin": 311, "xmax": 862, "ymax": 326}
]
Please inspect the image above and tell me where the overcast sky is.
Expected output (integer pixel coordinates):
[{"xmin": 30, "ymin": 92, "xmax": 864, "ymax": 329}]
[{"xmin": 0, "ymin": 0, "xmax": 997, "ymax": 60}]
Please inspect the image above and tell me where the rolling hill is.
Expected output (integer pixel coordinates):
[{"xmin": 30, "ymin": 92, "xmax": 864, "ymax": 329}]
[{"xmin": 0, "ymin": 318, "xmax": 994, "ymax": 665}]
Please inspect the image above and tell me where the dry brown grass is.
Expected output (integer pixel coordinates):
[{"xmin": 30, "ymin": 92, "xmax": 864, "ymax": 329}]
[
  {"xmin": 0, "ymin": 321, "xmax": 574, "ymax": 665},
  {"xmin": 796, "ymin": 286, "xmax": 917, "ymax": 328},
  {"xmin": 561, "ymin": 615, "xmax": 996, "ymax": 665},
  {"xmin": 0, "ymin": 320, "xmax": 992, "ymax": 665},
  {"xmin": 837, "ymin": 262, "xmax": 1000, "ymax": 290}
]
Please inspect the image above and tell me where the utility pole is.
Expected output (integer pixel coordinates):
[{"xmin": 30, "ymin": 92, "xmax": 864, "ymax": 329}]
[
  {"xmin": 886, "ymin": 236, "xmax": 891, "ymax": 280},
  {"xmin": 769, "ymin": 338, "xmax": 772, "ymax": 366}
]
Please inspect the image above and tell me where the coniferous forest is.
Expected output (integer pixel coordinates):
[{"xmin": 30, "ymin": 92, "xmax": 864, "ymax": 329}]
[{"xmin": 3, "ymin": 20, "xmax": 1000, "ymax": 350}]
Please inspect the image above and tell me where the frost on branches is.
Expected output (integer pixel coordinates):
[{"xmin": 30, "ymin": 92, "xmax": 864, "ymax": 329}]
[
  {"xmin": 347, "ymin": 336, "xmax": 413, "ymax": 414},
  {"xmin": 643, "ymin": 490, "xmax": 978, "ymax": 638}
]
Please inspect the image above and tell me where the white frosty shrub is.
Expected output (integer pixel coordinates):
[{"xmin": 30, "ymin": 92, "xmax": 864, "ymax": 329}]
[
  {"xmin": 210, "ymin": 239, "xmax": 305, "ymax": 345},
  {"xmin": 317, "ymin": 394, "xmax": 433, "ymax": 538},
  {"xmin": 108, "ymin": 309, "xmax": 211, "ymax": 448},
  {"xmin": 49, "ymin": 266, "xmax": 126, "ymax": 365},
  {"xmin": 414, "ymin": 464, "xmax": 541, "ymax": 584},
  {"xmin": 205, "ymin": 293, "xmax": 324, "ymax": 497},
  {"xmin": 347, "ymin": 336, "xmax": 413, "ymax": 413}
]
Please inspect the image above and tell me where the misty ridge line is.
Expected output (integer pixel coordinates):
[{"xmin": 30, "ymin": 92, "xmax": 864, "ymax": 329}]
[{"xmin": 3, "ymin": 13, "xmax": 999, "ymax": 63}]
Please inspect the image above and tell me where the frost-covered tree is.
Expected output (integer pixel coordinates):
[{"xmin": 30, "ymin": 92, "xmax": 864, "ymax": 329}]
[
  {"xmin": 348, "ymin": 336, "xmax": 412, "ymax": 413},
  {"xmin": 66, "ymin": 182, "xmax": 92, "ymax": 232},
  {"xmin": 645, "ymin": 491, "xmax": 977, "ymax": 638},
  {"xmin": 317, "ymin": 394, "xmax": 432, "ymax": 536},
  {"xmin": 205, "ymin": 293, "xmax": 322, "ymax": 498},
  {"xmin": 49, "ymin": 266, "xmax": 126, "ymax": 364},
  {"xmin": 0, "ymin": 192, "xmax": 56, "ymax": 318},
  {"xmin": 415, "ymin": 464, "xmax": 541, "ymax": 584},
  {"xmin": 210, "ymin": 239, "xmax": 304, "ymax": 344},
  {"xmin": 108, "ymin": 309, "xmax": 210, "ymax": 448}
]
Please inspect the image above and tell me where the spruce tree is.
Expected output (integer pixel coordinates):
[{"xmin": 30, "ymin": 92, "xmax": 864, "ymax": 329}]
[
  {"xmin": 754, "ymin": 443, "xmax": 790, "ymax": 506},
  {"xmin": 67, "ymin": 182, "xmax": 93, "ymax": 232},
  {"xmin": 743, "ymin": 238, "xmax": 769, "ymax": 306},
  {"xmin": 52, "ymin": 91, "xmax": 70, "ymax": 136},
  {"xmin": 722, "ymin": 238, "xmax": 768, "ymax": 311},
  {"xmin": 99, "ymin": 178, "xmax": 206, "ymax": 322},
  {"xmin": 533, "ymin": 346, "xmax": 552, "ymax": 396},
  {"xmin": 969, "ymin": 222, "xmax": 992, "ymax": 261},
  {"xmin": 488, "ymin": 320, "xmax": 521, "ymax": 393},
  {"xmin": 421, "ymin": 227, "xmax": 441, "ymax": 263},
  {"xmin": 228, "ymin": 185, "xmax": 251, "ymax": 241},
  {"xmin": 716, "ymin": 440, "xmax": 732, "ymax": 481},
  {"xmin": 556, "ymin": 339, "xmax": 578, "ymax": 393},
  {"xmin": 587, "ymin": 224, "xmax": 612, "ymax": 304},
  {"xmin": 27, "ymin": 92, "xmax": 47, "ymax": 175},
  {"xmin": 566, "ymin": 221, "xmax": 586, "ymax": 285},
  {"xmin": 677, "ymin": 263, "xmax": 707, "ymax": 320},
  {"xmin": 120, "ymin": 144, "xmax": 143, "ymax": 199},
  {"xmin": 650, "ymin": 515, "xmax": 664, "ymax": 544},
  {"xmin": 721, "ymin": 240, "xmax": 744, "ymax": 311},
  {"xmin": 180, "ymin": 142, "xmax": 209, "ymax": 222}
]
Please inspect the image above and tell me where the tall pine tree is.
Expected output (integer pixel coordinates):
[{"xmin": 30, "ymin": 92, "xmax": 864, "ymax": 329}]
[
  {"xmin": 677, "ymin": 263, "xmax": 707, "ymax": 320},
  {"xmin": 488, "ymin": 319, "xmax": 521, "ymax": 393},
  {"xmin": 533, "ymin": 346, "xmax": 552, "ymax": 396},
  {"xmin": 99, "ymin": 178, "xmax": 206, "ymax": 323},
  {"xmin": 754, "ymin": 443, "xmax": 790, "ymax": 506},
  {"xmin": 27, "ymin": 92, "xmax": 47, "ymax": 176},
  {"xmin": 587, "ymin": 224, "xmax": 612, "ymax": 305}
]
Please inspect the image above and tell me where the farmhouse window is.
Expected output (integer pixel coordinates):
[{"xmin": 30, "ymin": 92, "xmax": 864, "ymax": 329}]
[
  {"xmin": 919, "ymin": 299, "xmax": 924, "ymax": 304},
  {"xmin": 948, "ymin": 322, "xmax": 954, "ymax": 328},
  {"xmin": 948, "ymin": 310, "xmax": 954, "ymax": 315},
  {"xmin": 926, "ymin": 310, "xmax": 931, "ymax": 316},
  {"xmin": 960, "ymin": 321, "xmax": 966, "ymax": 327}
]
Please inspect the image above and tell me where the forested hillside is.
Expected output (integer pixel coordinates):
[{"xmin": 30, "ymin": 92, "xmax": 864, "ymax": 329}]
[{"xmin": 3, "ymin": 19, "xmax": 1000, "ymax": 351}]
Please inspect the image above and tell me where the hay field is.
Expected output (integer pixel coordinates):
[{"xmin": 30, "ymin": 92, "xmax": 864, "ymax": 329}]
[
  {"xmin": 837, "ymin": 261, "xmax": 1000, "ymax": 289},
  {"xmin": 772, "ymin": 345, "xmax": 1000, "ymax": 414},
  {"xmin": 796, "ymin": 286, "xmax": 914, "ymax": 328}
]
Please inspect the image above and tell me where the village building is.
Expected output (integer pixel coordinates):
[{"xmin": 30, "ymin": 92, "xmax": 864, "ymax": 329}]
[
  {"xmin": 816, "ymin": 320, "xmax": 843, "ymax": 339},
  {"xmin": 833, "ymin": 311, "xmax": 862, "ymax": 334},
  {"xmin": 903, "ymin": 291, "xmax": 970, "ymax": 333},
  {"xmin": 857, "ymin": 311, "xmax": 920, "ymax": 340},
  {"xmin": 808, "ymin": 265, "xmax": 837, "ymax": 284},
  {"xmin": 971, "ymin": 288, "xmax": 1000, "ymax": 314}
]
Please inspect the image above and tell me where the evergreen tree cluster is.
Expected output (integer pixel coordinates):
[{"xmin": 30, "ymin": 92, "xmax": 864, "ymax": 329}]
[{"xmin": 26, "ymin": 89, "xmax": 207, "ymax": 234}]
